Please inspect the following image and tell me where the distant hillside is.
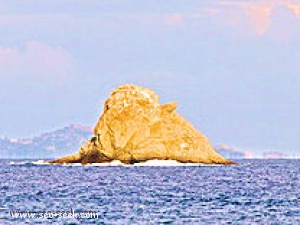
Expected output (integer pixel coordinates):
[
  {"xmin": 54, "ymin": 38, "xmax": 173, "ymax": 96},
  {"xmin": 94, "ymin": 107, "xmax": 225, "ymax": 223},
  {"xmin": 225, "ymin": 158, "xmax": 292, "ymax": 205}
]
[
  {"xmin": 215, "ymin": 145, "xmax": 251, "ymax": 159},
  {"xmin": 0, "ymin": 126, "xmax": 251, "ymax": 160},
  {"xmin": 0, "ymin": 125, "xmax": 93, "ymax": 159}
]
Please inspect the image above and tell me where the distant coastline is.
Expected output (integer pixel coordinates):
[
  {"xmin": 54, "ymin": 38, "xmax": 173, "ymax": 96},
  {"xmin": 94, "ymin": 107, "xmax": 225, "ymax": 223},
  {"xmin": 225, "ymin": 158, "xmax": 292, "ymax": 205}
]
[{"xmin": 0, "ymin": 125, "xmax": 294, "ymax": 159}]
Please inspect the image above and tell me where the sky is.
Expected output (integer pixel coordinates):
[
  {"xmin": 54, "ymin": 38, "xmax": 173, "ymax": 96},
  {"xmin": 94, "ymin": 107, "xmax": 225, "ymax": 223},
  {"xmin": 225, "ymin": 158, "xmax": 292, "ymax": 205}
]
[{"xmin": 0, "ymin": 0, "xmax": 299, "ymax": 157}]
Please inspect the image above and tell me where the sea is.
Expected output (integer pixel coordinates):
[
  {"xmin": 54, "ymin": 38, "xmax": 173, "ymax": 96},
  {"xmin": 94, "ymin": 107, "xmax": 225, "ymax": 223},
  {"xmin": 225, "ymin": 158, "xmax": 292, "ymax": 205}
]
[{"xmin": 0, "ymin": 159, "xmax": 299, "ymax": 224}]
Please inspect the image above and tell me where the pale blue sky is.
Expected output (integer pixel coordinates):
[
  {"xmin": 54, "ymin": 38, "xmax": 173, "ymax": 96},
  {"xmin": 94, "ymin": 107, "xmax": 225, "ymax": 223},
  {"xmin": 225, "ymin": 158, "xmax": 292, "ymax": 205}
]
[{"xmin": 0, "ymin": 0, "xmax": 299, "ymax": 157}]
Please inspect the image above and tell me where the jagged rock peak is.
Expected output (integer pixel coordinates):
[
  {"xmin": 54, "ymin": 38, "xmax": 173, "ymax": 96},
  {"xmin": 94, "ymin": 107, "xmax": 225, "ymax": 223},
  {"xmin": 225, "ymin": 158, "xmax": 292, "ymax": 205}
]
[{"xmin": 50, "ymin": 84, "xmax": 234, "ymax": 165}]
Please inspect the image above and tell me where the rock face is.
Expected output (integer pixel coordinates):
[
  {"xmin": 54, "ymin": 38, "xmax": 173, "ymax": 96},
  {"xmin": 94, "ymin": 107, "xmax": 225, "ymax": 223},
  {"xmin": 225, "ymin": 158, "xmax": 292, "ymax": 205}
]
[{"xmin": 50, "ymin": 84, "xmax": 233, "ymax": 165}]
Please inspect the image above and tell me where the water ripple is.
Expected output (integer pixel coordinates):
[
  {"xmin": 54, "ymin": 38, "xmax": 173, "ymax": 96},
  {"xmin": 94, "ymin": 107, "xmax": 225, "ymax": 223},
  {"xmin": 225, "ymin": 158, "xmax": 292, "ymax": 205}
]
[{"xmin": 0, "ymin": 159, "xmax": 299, "ymax": 224}]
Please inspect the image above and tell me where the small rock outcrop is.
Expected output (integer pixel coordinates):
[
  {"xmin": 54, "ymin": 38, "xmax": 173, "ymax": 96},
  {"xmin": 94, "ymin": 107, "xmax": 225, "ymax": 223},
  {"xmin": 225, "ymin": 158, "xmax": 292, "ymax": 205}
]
[{"xmin": 50, "ymin": 84, "xmax": 233, "ymax": 165}]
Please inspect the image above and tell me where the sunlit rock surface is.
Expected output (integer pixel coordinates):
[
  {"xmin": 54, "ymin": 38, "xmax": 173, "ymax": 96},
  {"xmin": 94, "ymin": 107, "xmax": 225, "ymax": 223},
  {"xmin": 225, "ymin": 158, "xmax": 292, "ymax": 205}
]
[{"xmin": 50, "ymin": 84, "xmax": 233, "ymax": 165}]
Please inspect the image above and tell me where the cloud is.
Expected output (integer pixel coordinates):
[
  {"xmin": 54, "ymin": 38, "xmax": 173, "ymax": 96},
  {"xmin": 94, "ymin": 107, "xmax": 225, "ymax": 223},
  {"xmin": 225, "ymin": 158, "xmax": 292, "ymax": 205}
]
[
  {"xmin": 237, "ymin": 2, "xmax": 272, "ymax": 35},
  {"xmin": 0, "ymin": 1, "xmax": 299, "ymax": 40},
  {"xmin": 286, "ymin": 2, "xmax": 300, "ymax": 18},
  {"xmin": 163, "ymin": 14, "xmax": 183, "ymax": 26},
  {"xmin": 220, "ymin": 0, "xmax": 300, "ymax": 35},
  {"xmin": 0, "ymin": 42, "xmax": 73, "ymax": 82}
]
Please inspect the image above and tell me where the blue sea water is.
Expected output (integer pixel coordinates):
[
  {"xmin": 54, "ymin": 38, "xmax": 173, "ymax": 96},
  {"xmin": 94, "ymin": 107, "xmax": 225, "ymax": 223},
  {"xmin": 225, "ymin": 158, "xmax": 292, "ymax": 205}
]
[{"xmin": 0, "ymin": 159, "xmax": 299, "ymax": 224}]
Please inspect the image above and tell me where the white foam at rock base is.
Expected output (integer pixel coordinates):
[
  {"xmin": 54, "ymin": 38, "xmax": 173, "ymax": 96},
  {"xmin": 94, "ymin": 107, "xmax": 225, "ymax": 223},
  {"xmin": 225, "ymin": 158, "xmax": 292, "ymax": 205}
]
[{"xmin": 9, "ymin": 159, "xmax": 218, "ymax": 167}]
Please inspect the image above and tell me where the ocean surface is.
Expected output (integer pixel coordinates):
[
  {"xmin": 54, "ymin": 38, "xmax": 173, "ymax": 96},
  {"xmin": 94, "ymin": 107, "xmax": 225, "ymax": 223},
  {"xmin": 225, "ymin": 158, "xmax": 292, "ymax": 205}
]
[{"xmin": 0, "ymin": 159, "xmax": 299, "ymax": 224}]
